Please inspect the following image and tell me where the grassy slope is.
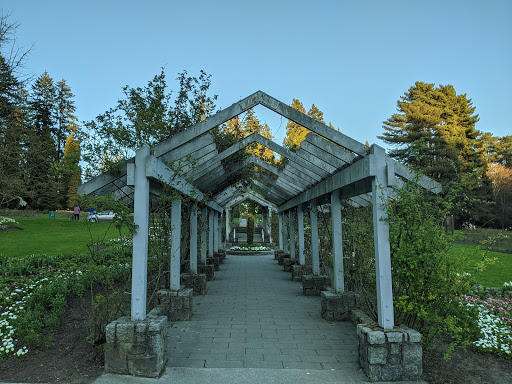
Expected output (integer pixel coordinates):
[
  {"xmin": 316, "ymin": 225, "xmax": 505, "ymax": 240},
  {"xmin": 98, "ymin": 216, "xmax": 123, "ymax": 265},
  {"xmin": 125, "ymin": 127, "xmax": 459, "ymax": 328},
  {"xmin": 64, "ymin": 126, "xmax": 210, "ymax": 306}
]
[
  {"xmin": 0, "ymin": 213, "xmax": 123, "ymax": 258},
  {"xmin": 449, "ymin": 242, "xmax": 512, "ymax": 287}
]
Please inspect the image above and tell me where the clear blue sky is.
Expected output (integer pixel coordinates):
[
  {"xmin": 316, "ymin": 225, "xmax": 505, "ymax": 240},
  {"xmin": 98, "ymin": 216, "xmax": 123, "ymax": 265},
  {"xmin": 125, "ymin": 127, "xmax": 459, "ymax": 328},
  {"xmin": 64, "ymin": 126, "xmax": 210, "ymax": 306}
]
[{"xmin": 3, "ymin": 0, "xmax": 511, "ymax": 148}]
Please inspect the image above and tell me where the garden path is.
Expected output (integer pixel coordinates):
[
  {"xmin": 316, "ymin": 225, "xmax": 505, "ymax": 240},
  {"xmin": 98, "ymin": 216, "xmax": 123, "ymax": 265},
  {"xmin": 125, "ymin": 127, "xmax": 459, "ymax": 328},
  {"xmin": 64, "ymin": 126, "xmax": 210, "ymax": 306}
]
[{"xmin": 166, "ymin": 254, "xmax": 360, "ymax": 370}]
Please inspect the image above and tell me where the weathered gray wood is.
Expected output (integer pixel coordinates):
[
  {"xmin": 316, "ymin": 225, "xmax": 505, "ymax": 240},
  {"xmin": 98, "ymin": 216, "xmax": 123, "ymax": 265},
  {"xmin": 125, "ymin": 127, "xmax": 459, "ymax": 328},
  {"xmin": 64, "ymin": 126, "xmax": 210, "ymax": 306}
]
[
  {"xmin": 208, "ymin": 208, "xmax": 214, "ymax": 257},
  {"xmin": 278, "ymin": 213, "xmax": 283, "ymax": 250},
  {"xmin": 190, "ymin": 203, "xmax": 198, "ymax": 274},
  {"xmin": 78, "ymin": 160, "xmax": 133, "ymax": 195},
  {"xmin": 310, "ymin": 199, "xmax": 320, "ymax": 276},
  {"xmin": 298, "ymin": 204, "xmax": 305, "ymax": 266},
  {"xmin": 145, "ymin": 154, "xmax": 223, "ymax": 212},
  {"xmin": 282, "ymin": 211, "xmax": 289, "ymax": 253},
  {"xmin": 300, "ymin": 141, "xmax": 346, "ymax": 169},
  {"xmin": 257, "ymin": 92, "xmax": 369, "ymax": 156},
  {"xmin": 289, "ymin": 208, "xmax": 296, "ymax": 260},
  {"xmin": 371, "ymin": 145, "xmax": 394, "ymax": 330},
  {"xmin": 331, "ymin": 189, "xmax": 344, "ymax": 293},
  {"xmin": 278, "ymin": 156, "xmax": 372, "ymax": 212},
  {"xmin": 296, "ymin": 147, "xmax": 337, "ymax": 174},
  {"xmin": 131, "ymin": 146, "xmax": 150, "ymax": 321},
  {"xmin": 158, "ymin": 133, "xmax": 214, "ymax": 161},
  {"xmin": 170, "ymin": 197, "xmax": 181, "ymax": 292},
  {"xmin": 304, "ymin": 133, "xmax": 356, "ymax": 164},
  {"xmin": 225, "ymin": 207, "xmax": 231, "ymax": 242},
  {"xmin": 213, "ymin": 211, "xmax": 219, "ymax": 253},
  {"xmin": 200, "ymin": 207, "xmax": 207, "ymax": 264}
]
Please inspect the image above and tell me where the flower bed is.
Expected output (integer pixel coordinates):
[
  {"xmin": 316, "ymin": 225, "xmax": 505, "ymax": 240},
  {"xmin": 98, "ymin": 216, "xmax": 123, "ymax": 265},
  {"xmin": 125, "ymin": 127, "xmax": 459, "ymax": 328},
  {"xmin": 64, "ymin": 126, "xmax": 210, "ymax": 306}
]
[
  {"xmin": 0, "ymin": 216, "xmax": 18, "ymax": 231},
  {"xmin": 229, "ymin": 245, "xmax": 271, "ymax": 252},
  {"xmin": 227, "ymin": 245, "xmax": 273, "ymax": 255},
  {"xmin": 462, "ymin": 287, "xmax": 512, "ymax": 357}
]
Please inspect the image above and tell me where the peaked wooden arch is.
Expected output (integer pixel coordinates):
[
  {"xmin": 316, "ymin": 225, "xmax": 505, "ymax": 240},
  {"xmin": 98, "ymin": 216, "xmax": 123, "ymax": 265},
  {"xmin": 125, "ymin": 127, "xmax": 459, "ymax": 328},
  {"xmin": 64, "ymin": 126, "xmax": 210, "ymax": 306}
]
[{"xmin": 78, "ymin": 90, "xmax": 441, "ymax": 330}]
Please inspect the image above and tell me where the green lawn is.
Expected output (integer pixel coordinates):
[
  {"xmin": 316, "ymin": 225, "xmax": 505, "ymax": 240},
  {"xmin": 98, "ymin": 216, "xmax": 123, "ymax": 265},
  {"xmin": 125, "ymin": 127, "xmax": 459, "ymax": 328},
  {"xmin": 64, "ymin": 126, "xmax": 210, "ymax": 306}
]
[
  {"xmin": 449, "ymin": 242, "xmax": 512, "ymax": 287},
  {"xmin": 0, "ymin": 213, "xmax": 124, "ymax": 258}
]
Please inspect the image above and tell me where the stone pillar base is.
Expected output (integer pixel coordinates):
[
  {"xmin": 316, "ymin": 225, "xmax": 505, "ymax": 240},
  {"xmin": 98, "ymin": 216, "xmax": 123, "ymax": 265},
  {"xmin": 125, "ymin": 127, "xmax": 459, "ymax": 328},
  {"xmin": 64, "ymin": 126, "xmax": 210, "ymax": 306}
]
[
  {"xmin": 182, "ymin": 273, "xmax": 207, "ymax": 295},
  {"xmin": 275, "ymin": 249, "xmax": 284, "ymax": 261},
  {"xmin": 105, "ymin": 313, "xmax": 167, "ymax": 377},
  {"xmin": 302, "ymin": 274, "xmax": 330, "ymax": 296},
  {"xmin": 207, "ymin": 256, "xmax": 220, "ymax": 271},
  {"xmin": 283, "ymin": 257, "xmax": 296, "ymax": 272},
  {"xmin": 157, "ymin": 288, "xmax": 193, "ymax": 321},
  {"xmin": 321, "ymin": 290, "xmax": 361, "ymax": 321},
  {"xmin": 291, "ymin": 265, "xmax": 312, "ymax": 282},
  {"xmin": 357, "ymin": 325, "xmax": 422, "ymax": 382},
  {"xmin": 214, "ymin": 251, "xmax": 225, "ymax": 264},
  {"xmin": 278, "ymin": 252, "xmax": 290, "ymax": 265},
  {"xmin": 198, "ymin": 264, "xmax": 215, "ymax": 281}
]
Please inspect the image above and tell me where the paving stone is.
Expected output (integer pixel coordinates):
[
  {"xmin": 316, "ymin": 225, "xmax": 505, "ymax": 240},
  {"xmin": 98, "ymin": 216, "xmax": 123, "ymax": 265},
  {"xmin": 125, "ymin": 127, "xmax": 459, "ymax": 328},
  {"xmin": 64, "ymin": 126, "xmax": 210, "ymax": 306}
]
[{"xmin": 166, "ymin": 255, "xmax": 359, "ymax": 372}]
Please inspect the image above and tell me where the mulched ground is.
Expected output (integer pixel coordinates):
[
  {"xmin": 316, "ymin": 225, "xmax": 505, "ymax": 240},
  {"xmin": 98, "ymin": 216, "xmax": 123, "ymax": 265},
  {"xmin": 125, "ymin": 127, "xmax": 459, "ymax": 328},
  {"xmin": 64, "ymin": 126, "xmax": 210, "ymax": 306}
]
[
  {"xmin": 0, "ymin": 294, "xmax": 511, "ymax": 383},
  {"xmin": 0, "ymin": 295, "xmax": 104, "ymax": 384}
]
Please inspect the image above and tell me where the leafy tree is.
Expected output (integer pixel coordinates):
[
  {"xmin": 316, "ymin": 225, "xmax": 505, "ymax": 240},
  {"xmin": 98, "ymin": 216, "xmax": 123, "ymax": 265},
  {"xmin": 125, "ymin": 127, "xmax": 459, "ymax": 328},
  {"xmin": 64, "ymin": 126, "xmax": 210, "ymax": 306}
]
[
  {"xmin": 61, "ymin": 133, "xmax": 81, "ymax": 208},
  {"xmin": 379, "ymin": 82, "xmax": 492, "ymax": 226},
  {"xmin": 81, "ymin": 69, "xmax": 217, "ymax": 179},
  {"xmin": 486, "ymin": 163, "xmax": 512, "ymax": 229}
]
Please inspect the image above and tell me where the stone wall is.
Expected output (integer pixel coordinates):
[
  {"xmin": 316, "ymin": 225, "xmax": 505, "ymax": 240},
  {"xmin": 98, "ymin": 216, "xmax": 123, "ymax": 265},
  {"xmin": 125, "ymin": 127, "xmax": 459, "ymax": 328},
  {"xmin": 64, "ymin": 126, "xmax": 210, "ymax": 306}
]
[{"xmin": 156, "ymin": 288, "xmax": 193, "ymax": 321}]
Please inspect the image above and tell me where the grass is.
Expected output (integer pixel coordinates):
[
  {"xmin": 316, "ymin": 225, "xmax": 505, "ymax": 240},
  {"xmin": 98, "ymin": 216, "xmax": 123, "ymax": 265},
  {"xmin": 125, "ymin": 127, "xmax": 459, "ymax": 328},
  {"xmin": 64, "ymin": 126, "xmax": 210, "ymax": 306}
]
[
  {"xmin": 449, "ymin": 242, "xmax": 512, "ymax": 288},
  {"xmin": 0, "ymin": 213, "xmax": 125, "ymax": 258}
]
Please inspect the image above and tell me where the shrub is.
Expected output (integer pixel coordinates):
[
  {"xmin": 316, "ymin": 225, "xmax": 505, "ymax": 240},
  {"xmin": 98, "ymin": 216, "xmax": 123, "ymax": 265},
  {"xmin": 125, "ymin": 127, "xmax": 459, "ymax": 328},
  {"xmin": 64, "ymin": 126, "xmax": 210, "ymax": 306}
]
[{"xmin": 388, "ymin": 183, "xmax": 480, "ymax": 352}]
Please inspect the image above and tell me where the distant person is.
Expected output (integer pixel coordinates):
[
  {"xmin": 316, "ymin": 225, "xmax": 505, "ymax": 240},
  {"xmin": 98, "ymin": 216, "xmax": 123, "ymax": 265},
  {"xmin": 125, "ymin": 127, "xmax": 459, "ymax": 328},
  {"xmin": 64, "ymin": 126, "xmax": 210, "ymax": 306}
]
[
  {"xmin": 87, "ymin": 207, "xmax": 97, "ymax": 221},
  {"xmin": 73, "ymin": 205, "xmax": 80, "ymax": 221}
]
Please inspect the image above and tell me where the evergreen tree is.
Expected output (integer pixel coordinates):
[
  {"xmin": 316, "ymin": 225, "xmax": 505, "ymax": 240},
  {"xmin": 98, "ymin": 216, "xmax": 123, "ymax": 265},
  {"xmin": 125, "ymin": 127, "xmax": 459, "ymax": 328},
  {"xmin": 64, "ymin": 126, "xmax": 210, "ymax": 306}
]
[
  {"xmin": 55, "ymin": 79, "xmax": 78, "ymax": 161},
  {"xmin": 283, "ymin": 99, "xmax": 307, "ymax": 151},
  {"xmin": 0, "ymin": 53, "xmax": 27, "ymax": 207},
  {"xmin": 282, "ymin": 99, "xmax": 334, "ymax": 151},
  {"xmin": 379, "ymin": 82, "xmax": 492, "ymax": 225},
  {"xmin": 61, "ymin": 133, "xmax": 81, "ymax": 208}
]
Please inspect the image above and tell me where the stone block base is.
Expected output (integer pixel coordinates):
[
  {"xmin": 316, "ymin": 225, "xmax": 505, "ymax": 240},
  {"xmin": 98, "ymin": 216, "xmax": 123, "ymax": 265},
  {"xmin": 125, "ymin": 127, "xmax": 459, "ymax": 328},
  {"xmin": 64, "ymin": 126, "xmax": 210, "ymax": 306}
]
[
  {"xmin": 302, "ymin": 274, "xmax": 330, "ymax": 296},
  {"xmin": 198, "ymin": 264, "xmax": 214, "ymax": 281},
  {"xmin": 321, "ymin": 291, "xmax": 361, "ymax": 321},
  {"xmin": 216, "ymin": 249, "xmax": 226, "ymax": 263},
  {"xmin": 358, "ymin": 325, "xmax": 422, "ymax": 382},
  {"xmin": 105, "ymin": 314, "xmax": 167, "ymax": 377},
  {"xmin": 182, "ymin": 273, "xmax": 206, "ymax": 295},
  {"xmin": 157, "ymin": 288, "xmax": 193, "ymax": 321},
  {"xmin": 291, "ymin": 265, "xmax": 312, "ymax": 282},
  {"xmin": 278, "ymin": 252, "xmax": 290, "ymax": 265},
  {"xmin": 283, "ymin": 257, "xmax": 296, "ymax": 272},
  {"xmin": 275, "ymin": 249, "xmax": 284, "ymax": 261},
  {"xmin": 207, "ymin": 256, "xmax": 220, "ymax": 271}
]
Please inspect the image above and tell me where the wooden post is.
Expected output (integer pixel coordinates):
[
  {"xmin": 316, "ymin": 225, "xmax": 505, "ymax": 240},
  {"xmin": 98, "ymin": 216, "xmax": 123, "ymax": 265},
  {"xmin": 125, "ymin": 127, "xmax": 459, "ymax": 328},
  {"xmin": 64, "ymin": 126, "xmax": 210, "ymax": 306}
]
[
  {"xmin": 278, "ymin": 212, "xmax": 283, "ymax": 250},
  {"xmin": 371, "ymin": 145, "xmax": 395, "ymax": 330},
  {"xmin": 331, "ymin": 189, "xmax": 344, "ymax": 293},
  {"xmin": 190, "ymin": 202, "xmax": 198, "ymax": 275},
  {"xmin": 213, "ymin": 210, "xmax": 219, "ymax": 253},
  {"xmin": 170, "ymin": 197, "xmax": 181, "ymax": 292},
  {"xmin": 289, "ymin": 208, "xmax": 296, "ymax": 260},
  {"xmin": 298, "ymin": 203, "xmax": 305, "ymax": 266},
  {"xmin": 268, "ymin": 206, "xmax": 273, "ymax": 244},
  {"xmin": 208, "ymin": 208, "xmax": 214, "ymax": 257},
  {"xmin": 283, "ymin": 211, "xmax": 289, "ymax": 253},
  {"xmin": 225, "ymin": 208, "xmax": 231, "ymax": 242},
  {"xmin": 131, "ymin": 146, "xmax": 150, "ymax": 321},
  {"xmin": 310, "ymin": 198, "xmax": 320, "ymax": 276},
  {"xmin": 200, "ymin": 207, "xmax": 207, "ymax": 264}
]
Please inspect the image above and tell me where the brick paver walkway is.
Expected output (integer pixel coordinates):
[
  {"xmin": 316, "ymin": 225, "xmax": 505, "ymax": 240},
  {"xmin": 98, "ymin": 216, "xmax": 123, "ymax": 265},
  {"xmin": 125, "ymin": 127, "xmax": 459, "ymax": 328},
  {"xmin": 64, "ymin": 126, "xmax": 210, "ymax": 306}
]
[{"xmin": 166, "ymin": 254, "xmax": 361, "ymax": 375}]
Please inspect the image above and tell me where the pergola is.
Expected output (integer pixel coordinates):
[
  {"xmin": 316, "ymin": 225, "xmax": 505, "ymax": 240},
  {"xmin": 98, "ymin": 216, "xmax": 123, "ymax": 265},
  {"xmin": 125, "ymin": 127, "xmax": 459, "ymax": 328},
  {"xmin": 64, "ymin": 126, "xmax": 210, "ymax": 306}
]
[{"xmin": 78, "ymin": 91, "xmax": 440, "ymax": 331}]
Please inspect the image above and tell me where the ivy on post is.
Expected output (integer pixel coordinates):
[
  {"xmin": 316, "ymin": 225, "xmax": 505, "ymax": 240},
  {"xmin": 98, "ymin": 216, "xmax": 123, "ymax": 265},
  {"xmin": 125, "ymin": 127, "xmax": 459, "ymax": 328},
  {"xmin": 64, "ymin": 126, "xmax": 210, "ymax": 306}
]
[
  {"xmin": 200, "ymin": 207, "xmax": 207, "ymax": 264},
  {"xmin": 310, "ymin": 198, "xmax": 320, "ymax": 276}
]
